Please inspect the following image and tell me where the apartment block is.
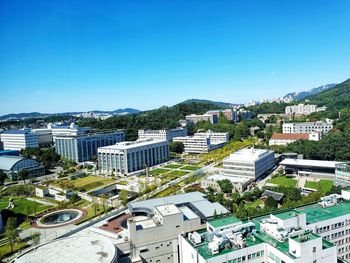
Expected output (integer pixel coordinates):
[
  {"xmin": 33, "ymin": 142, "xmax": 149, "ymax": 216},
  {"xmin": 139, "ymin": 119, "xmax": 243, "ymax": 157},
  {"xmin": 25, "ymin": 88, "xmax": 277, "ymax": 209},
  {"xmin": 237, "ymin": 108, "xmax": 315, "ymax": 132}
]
[
  {"xmin": 282, "ymin": 121, "xmax": 333, "ymax": 134},
  {"xmin": 98, "ymin": 138, "xmax": 169, "ymax": 175},
  {"xmin": 285, "ymin": 103, "xmax": 327, "ymax": 115},
  {"xmin": 138, "ymin": 127, "xmax": 187, "ymax": 142},
  {"xmin": 223, "ymin": 148, "xmax": 275, "ymax": 179},
  {"xmin": 206, "ymin": 109, "xmax": 238, "ymax": 122}
]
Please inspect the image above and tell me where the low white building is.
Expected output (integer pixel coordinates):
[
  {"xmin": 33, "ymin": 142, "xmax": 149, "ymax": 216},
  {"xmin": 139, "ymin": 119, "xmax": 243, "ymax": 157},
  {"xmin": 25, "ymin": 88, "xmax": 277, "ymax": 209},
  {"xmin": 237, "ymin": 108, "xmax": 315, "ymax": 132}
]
[
  {"xmin": 269, "ymin": 132, "xmax": 321, "ymax": 146},
  {"xmin": 223, "ymin": 148, "xmax": 275, "ymax": 179},
  {"xmin": 0, "ymin": 129, "xmax": 38, "ymax": 151},
  {"xmin": 285, "ymin": 103, "xmax": 326, "ymax": 115},
  {"xmin": 186, "ymin": 114, "xmax": 218, "ymax": 124},
  {"xmin": 201, "ymin": 174, "xmax": 253, "ymax": 193},
  {"xmin": 173, "ymin": 131, "xmax": 229, "ymax": 154},
  {"xmin": 35, "ymin": 186, "xmax": 70, "ymax": 202},
  {"xmin": 138, "ymin": 127, "xmax": 187, "ymax": 142},
  {"xmin": 283, "ymin": 121, "xmax": 333, "ymax": 134},
  {"xmin": 98, "ymin": 139, "xmax": 169, "ymax": 175}
]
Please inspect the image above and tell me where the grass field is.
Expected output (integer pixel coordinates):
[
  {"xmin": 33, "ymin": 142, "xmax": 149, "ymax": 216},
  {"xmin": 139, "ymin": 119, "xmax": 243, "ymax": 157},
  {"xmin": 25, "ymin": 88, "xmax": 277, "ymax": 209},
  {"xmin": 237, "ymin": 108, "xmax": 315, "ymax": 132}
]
[
  {"xmin": 51, "ymin": 175, "xmax": 115, "ymax": 192},
  {"xmin": 150, "ymin": 168, "xmax": 170, "ymax": 175},
  {"xmin": 0, "ymin": 241, "xmax": 28, "ymax": 259},
  {"xmin": 0, "ymin": 196, "xmax": 49, "ymax": 216},
  {"xmin": 305, "ymin": 179, "xmax": 333, "ymax": 193},
  {"xmin": 163, "ymin": 163, "xmax": 183, "ymax": 169},
  {"xmin": 180, "ymin": 165, "xmax": 201, "ymax": 171},
  {"xmin": 166, "ymin": 170, "xmax": 188, "ymax": 177},
  {"xmin": 268, "ymin": 176, "xmax": 297, "ymax": 187}
]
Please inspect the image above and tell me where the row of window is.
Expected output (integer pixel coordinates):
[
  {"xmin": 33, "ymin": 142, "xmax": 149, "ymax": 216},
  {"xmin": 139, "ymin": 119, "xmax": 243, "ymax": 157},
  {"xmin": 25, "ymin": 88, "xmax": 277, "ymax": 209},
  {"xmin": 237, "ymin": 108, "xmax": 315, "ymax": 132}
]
[{"xmin": 225, "ymin": 250, "xmax": 264, "ymax": 263}]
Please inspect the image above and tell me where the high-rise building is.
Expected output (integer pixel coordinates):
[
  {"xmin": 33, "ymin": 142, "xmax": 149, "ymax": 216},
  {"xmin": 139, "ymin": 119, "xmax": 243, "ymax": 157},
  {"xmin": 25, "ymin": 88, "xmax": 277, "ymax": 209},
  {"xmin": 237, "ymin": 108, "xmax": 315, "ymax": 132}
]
[{"xmin": 98, "ymin": 138, "xmax": 169, "ymax": 175}]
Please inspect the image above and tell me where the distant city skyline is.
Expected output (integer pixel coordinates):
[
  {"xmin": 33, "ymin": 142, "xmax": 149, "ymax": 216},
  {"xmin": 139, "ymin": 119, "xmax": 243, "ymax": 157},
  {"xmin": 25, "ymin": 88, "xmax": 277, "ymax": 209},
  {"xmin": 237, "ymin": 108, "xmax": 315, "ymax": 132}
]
[{"xmin": 1, "ymin": 0, "xmax": 350, "ymax": 115}]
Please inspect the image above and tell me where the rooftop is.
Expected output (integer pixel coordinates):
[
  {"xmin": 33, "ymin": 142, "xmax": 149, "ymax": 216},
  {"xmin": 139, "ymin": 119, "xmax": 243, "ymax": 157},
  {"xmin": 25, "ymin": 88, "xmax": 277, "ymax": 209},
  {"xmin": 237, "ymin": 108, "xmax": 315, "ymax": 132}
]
[
  {"xmin": 14, "ymin": 236, "xmax": 117, "ymax": 263},
  {"xmin": 99, "ymin": 138, "xmax": 167, "ymax": 150},
  {"xmin": 224, "ymin": 148, "xmax": 274, "ymax": 162},
  {"xmin": 273, "ymin": 210, "xmax": 304, "ymax": 220},
  {"xmin": 128, "ymin": 191, "xmax": 228, "ymax": 219},
  {"xmin": 206, "ymin": 174, "xmax": 251, "ymax": 184},
  {"xmin": 271, "ymin": 133, "xmax": 309, "ymax": 140},
  {"xmin": 296, "ymin": 200, "xmax": 350, "ymax": 224},
  {"xmin": 280, "ymin": 158, "xmax": 342, "ymax": 169},
  {"xmin": 208, "ymin": 215, "xmax": 241, "ymax": 228}
]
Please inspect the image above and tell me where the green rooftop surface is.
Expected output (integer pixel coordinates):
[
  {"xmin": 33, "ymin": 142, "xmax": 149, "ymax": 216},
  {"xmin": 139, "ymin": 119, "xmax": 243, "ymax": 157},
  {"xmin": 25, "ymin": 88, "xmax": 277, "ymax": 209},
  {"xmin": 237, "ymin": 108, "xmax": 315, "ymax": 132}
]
[
  {"xmin": 291, "ymin": 232, "xmax": 319, "ymax": 243},
  {"xmin": 273, "ymin": 210, "xmax": 304, "ymax": 220},
  {"xmin": 208, "ymin": 216, "xmax": 242, "ymax": 228},
  {"xmin": 296, "ymin": 200, "xmax": 350, "ymax": 224}
]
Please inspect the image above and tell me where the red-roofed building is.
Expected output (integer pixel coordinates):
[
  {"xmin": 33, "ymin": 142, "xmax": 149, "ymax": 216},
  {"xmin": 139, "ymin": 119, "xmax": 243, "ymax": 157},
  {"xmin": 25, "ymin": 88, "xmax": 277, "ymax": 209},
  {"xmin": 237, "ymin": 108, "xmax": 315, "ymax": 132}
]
[{"xmin": 269, "ymin": 132, "xmax": 321, "ymax": 146}]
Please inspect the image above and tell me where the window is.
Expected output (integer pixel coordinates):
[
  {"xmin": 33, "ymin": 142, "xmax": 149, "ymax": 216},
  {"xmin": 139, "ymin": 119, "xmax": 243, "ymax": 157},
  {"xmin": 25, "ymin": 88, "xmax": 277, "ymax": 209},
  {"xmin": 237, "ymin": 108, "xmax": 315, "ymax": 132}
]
[{"xmin": 313, "ymin": 247, "xmax": 316, "ymax": 253}]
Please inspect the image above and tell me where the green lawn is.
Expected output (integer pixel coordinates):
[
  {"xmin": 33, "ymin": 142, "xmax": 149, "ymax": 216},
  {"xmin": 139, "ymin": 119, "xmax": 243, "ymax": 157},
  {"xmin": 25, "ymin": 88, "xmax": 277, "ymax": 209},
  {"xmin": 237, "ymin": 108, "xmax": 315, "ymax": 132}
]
[
  {"xmin": 180, "ymin": 165, "xmax": 201, "ymax": 171},
  {"xmin": 163, "ymin": 163, "xmax": 183, "ymax": 169},
  {"xmin": 0, "ymin": 242, "xmax": 28, "ymax": 259},
  {"xmin": 268, "ymin": 176, "xmax": 297, "ymax": 187},
  {"xmin": 51, "ymin": 175, "xmax": 115, "ymax": 192},
  {"xmin": 305, "ymin": 179, "xmax": 333, "ymax": 193},
  {"xmin": 245, "ymin": 199, "xmax": 263, "ymax": 209},
  {"xmin": 166, "ymin": 170, "xmax": 188, "ymax": 177},
  {"xmin": 0, "ymin": 196, "xmax": 49, "ymax": 216},
  {"xmin": 150, "ymin": 168, "xmax": 170, "ymax": 175}
]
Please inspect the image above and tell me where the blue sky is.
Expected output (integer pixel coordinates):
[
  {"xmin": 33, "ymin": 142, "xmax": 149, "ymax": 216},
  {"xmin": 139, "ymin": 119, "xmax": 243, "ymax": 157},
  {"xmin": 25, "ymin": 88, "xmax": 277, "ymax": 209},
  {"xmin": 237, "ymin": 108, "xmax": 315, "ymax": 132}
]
[{"xmin": 0, "ymin": 0, "xmax": 350, "ymax": 115}]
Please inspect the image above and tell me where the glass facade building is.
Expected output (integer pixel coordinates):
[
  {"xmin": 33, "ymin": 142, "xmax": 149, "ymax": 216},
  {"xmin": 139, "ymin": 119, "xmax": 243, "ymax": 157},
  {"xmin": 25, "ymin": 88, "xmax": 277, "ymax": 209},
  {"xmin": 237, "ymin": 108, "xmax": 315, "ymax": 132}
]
[
  {"xmin": 335, "ymin": 163, "xmax": 350, "ymax": 187},
  {"xmin": 54, "ymin": 131, "xmax": 125, "ymax": 162}
]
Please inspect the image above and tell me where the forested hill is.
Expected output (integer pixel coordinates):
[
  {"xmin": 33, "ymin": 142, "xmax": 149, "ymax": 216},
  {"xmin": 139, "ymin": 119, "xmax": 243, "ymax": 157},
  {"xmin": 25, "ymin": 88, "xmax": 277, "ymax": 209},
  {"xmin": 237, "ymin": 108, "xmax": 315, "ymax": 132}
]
[
  {"xmin": 302, "ymin": 78, "xmax": 350, "ymax": 110},
  {"xmin": 77, "ymin": 102, "xmax": 223, "ymax": 140}
]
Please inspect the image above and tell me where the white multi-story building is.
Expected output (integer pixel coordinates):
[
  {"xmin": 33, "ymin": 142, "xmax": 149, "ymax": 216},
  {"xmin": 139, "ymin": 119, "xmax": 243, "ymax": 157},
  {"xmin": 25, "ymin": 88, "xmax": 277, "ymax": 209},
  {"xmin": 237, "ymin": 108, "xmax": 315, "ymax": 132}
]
[
  {"xmin": 269, "ymin": 132, "xmax": 321, "ymax": 146},
  {"xmin": 97, "ymin": 192, "xmax": 228, "ymax": 263},
  {"xmin": 285, "ymin": 103, "xmax": 327, "ymax": 115},
  {"xmin": 283, "ymin": 121, "xmax": 333, "ymax": 134},
  {"xmin": 186, "ymin": 114, "xmax": 218, "ymax": 124},
  {"xmin": 49, "ymin": 123, "xmax": 91, "ymax": 138},
  {"xmin": 98, "ymin": 138, "xmax": 169, "ymax": 175},
  {"xmin": 223, "ymin": 148, "xmax": 275, "ymax": 179},
  {"xmin": 179, "ymin": 194, "xmax": 347, "ymax": 263},
  {"xmin": 0, "ymin": 129, "xmax": 39, "ymax": 151},
  {"xmin": 138, "ymin": 127, "xmax": 187, "ymax": 142},
  {"xmin": 173, "ymin": 131, "xmax": 229, "ymax": 153}
]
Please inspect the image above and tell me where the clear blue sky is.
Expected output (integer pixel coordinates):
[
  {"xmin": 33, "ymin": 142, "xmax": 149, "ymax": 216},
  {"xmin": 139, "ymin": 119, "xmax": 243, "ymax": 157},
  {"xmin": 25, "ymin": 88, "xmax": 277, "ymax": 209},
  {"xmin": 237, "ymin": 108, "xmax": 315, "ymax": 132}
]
[{"xmin": 1, "ymin": 0, "xmax": 349, "ymax": 115}]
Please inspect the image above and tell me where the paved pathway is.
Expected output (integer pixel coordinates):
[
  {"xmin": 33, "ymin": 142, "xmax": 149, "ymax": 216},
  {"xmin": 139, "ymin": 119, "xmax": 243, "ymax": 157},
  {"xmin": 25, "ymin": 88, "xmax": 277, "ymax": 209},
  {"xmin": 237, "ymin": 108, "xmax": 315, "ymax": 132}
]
[{"xmin": 26, "ymin": 197, "xmax": 56, "ymax": 206}]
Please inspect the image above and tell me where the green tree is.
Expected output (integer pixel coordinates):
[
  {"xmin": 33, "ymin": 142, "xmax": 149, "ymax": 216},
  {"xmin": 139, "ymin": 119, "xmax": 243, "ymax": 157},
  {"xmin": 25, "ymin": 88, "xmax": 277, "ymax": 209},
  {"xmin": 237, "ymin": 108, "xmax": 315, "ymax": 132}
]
[
  {"xmin": 217, "ymin": 179, "xmax": 233, "ymax": 194},
  {"xmin": 5, "ymin": 217, "xmax": 19, "ymax": 254},
  {"xmin": 119, "ymin": 190, "xmax": 128, "ymax": 206},
  {"xmin": 169, "ymin": 141, "xmax": 184, "ymax": 154},
  {"xmin": 18, "ymin": 169, "xmax": 29, "ymax": 183},
  {"xmin": 0, "ymin": 170, "xmax": 7, "ymax": 185},
  {"xmin": 265, "ymin": 196, "xmax": 278, "ymax": 209},
  {"xmin": 69, "ymin": 193, "xmax": 81, "ymax": 207},
  {"xmin": 32, "ymin": 232, "xmax": 41, "ymax": 246}
]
